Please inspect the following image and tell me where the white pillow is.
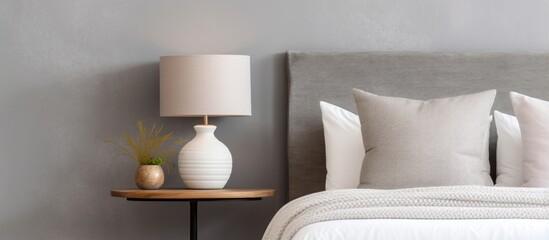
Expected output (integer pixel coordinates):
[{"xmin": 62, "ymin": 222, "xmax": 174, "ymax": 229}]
[
  {"xmin": 320, "ymin": 101, "xmax": 364, "ymax": 190},
  {"xmin": 510, "ymin": 92, "xmax": 549, "ymax": 187},
  {"xmin": 494, "ymin": 110, "xmax": 523, "ymax": 187}
]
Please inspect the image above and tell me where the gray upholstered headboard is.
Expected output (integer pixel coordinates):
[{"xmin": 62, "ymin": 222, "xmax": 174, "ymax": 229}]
[{"xmin": 288, "ymin": 51, "xmax": 549, "ymax": 200}]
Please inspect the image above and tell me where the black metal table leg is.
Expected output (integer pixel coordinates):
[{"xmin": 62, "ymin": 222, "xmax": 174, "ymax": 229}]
[
  {"xmin": 125, "ymin": 197, "xmax": 264, "ymax": 240},
  {"xmin": 190, "ymin": 201, "xmax": 197, "ymax": 240}
]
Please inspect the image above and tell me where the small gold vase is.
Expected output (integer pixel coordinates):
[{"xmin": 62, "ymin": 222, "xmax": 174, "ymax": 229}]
[{"xmin": 135, "ymin": 165, "xmax": 164, "ymax": 190}]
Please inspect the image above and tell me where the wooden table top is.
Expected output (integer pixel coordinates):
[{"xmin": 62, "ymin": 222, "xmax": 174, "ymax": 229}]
[{"xmin": 111, "ymin": 188, "xmax": 276, "ymax": 200}]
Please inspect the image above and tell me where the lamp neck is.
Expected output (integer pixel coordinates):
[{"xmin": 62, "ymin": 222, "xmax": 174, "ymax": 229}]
[{"xmin": 203, "ymin": 115, "xmax": 209, "ymax": 125}]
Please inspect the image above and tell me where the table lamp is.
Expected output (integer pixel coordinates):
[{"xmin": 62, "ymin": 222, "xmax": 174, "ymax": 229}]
[{"xmin": 159, "ymin": 55, "xmax": 251, "ymax": 189}]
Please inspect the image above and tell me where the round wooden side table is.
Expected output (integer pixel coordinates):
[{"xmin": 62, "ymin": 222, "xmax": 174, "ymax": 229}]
[{"xmin": 111, "ymin": 189, "xmax": 276, "ymax": 240}]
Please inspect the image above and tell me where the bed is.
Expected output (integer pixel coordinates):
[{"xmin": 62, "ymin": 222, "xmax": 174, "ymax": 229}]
[{"xmin": 263, "ymin": 51, "xmax": 549, "ymax": 240}]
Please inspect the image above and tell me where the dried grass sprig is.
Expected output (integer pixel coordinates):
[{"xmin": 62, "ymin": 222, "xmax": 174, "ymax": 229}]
[{"xmin": 106, "ymin": 121, "xmax": 185, "ymax": 171}]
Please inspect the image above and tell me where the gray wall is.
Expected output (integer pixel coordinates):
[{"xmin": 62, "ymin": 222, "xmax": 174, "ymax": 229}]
[{"xmin": 2, "ymin": 0, "xmax": 549, "ymax": 239}]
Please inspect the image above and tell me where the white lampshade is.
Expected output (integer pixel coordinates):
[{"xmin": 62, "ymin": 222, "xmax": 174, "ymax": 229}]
[{"xmin": 160, "ymin": 55, "xmax": 251, "ymax": 117}]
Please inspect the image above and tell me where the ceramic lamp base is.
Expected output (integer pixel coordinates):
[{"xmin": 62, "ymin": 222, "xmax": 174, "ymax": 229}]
[{"xmin": 178, "ymin": 125, "xmax": 232, "ymax": 189}]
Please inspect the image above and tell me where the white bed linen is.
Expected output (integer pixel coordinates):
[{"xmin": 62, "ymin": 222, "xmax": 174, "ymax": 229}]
[{"xmin": 292, "ymin": 219, "xmax": 549, "ymax": 240}]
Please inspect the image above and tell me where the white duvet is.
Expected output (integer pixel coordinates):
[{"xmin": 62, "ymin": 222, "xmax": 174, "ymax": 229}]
[
  {"xmin": 293, "ymin": 219, "xmax": 549, "ymax": 240},
  {"xmin": 263, "ymin": 186, "xmax": 549, "ymax": 240}
]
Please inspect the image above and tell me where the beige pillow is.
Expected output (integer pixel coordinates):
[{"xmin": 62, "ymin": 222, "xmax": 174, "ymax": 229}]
[
  {"xmin": 510, "ymin": 92, "xmax": 549, "ymax": 187},
  {"xmin": 353, "ymin": 89, "xmax": 496, "ymax": 189}
]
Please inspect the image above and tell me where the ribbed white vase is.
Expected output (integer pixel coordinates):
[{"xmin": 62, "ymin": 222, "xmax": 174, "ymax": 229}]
[{"xmin": 179, "ymin": 125, "xmax": 232, "ymax": 189}]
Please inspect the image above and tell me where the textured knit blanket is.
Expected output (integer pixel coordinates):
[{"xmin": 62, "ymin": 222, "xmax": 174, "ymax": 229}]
[{"xmin": 262, "ymin": 186, "xmax": 549, "ymax": 240}]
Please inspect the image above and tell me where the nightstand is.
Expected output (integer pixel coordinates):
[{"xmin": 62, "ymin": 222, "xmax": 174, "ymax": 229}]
[{"xmin": 111, "ymin": 189, "xmax": 276, "ymax": 240}]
